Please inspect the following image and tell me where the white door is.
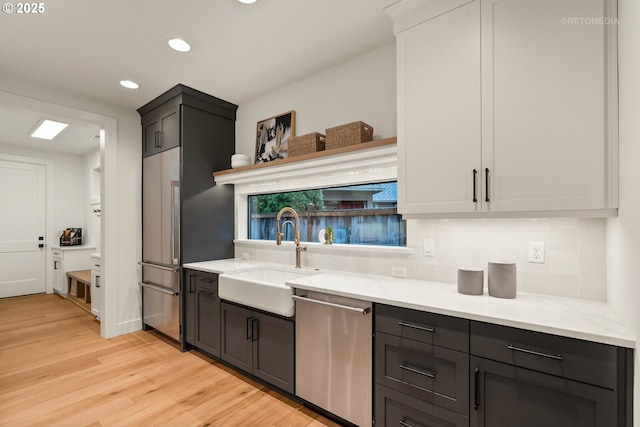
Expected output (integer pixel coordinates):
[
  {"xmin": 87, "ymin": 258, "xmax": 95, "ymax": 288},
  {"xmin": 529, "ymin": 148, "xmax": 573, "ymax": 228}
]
[{"xmin": 0, "ymin": 160, "xmax": 46, "ymax": 297}]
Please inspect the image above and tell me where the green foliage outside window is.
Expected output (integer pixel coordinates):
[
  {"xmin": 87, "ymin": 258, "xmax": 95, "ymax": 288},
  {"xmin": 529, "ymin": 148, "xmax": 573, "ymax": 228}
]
[{"xmin": 253, "ymin": 190, "xmax": 325, "ymax": 213}]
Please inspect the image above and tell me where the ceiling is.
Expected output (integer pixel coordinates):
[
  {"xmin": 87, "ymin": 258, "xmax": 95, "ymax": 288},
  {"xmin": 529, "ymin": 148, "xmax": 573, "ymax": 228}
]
[
  {"xmin": 0, "ymin": 0, "xmax": 395, "ymax": 154},
  {"xmin": 0, "ymin": 106, "xmax": 101, "ymax": 155}
]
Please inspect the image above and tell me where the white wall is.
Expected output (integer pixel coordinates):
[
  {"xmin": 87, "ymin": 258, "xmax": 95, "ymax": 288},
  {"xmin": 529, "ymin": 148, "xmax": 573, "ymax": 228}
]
[
  {"xmin": 236, "ymin": 43, "xmax": 398, "ymax": 159},
  {"xmin": 607, "ymin": 0, "xmax": 640, "ymax": 422},
  {"xmin": 0, "ymin": 79, "xmax": 142, "ymax": 339},
  {"xmin": 236, "ymin": 43, "xmax": 608, "ymax": 302}
]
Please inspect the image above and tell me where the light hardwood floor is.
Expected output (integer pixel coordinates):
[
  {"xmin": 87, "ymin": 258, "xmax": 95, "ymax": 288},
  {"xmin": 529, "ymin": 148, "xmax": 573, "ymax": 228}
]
[{"xmin": 0, "ymin": 294, "xmax": 341, "ymax": 427}]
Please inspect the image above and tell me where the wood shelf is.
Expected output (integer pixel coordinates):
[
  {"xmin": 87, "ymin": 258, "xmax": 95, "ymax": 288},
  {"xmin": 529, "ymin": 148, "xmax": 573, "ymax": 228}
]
[{"xmin": 214, "ymin": 137, "xmax": 397, "ymax": 178}]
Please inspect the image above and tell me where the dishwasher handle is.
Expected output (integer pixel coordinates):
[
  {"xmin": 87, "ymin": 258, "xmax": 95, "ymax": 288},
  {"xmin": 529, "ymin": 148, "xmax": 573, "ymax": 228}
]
[{"xmin": 292, "ymin": 295, "xmax": 370, "ymax": 315}]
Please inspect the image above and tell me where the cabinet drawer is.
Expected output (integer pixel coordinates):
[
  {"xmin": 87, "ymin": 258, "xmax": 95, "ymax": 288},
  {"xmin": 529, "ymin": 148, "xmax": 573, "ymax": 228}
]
[
  {"xmin": 376, "ymin": 332, "xmax": 469, "ymax": 415},
  {"xmin": 194, "ymin": 272, "xmax": 218, "ymax": 293},
  {"xmin": 376, "ymin": 304, "xmax": 469, "ymax": 352},
  {"xmin": 470, "ymin": 321, "xmax": 618, "ymax": 389},
  {"xmin": 376, "ymin": 384, "xmax": 469, "ymax": 427},
  {"xmin": 52, "ymin": 249, "xmax": 63, "ymax": 259}
]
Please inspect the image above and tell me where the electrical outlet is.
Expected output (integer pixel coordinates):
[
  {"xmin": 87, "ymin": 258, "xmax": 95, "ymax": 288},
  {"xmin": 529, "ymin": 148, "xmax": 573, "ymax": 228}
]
[
  {"xmin": 423, "ymin": 239, "xmax": 435, "ymax": 257},
  {"xmin": 391, "ymin": 266, "xmax": 407, "ymax": 278},
  {"xmin": 528, "ymin": 242, "xmax": 545, "ymax": 263}
]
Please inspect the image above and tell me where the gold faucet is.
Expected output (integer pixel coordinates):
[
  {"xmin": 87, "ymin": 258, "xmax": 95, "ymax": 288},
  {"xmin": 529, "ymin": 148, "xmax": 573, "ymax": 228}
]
[{"xmin": 276, "ymin": 207, "xmax": 307, "ymax": 268}]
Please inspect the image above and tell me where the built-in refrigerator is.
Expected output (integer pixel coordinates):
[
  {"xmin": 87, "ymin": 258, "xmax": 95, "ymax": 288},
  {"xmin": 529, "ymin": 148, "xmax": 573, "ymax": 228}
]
[
  {"xmin": 138, "ymin": 84, "xmax": 237, "ymax": 345},
  {"xmin": 140, "ymin": 147, "xmax": 181, "ymax": 340}
]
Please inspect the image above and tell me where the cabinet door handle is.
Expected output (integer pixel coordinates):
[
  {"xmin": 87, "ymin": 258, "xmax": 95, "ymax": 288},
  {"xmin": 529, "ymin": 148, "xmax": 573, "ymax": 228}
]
[
  {"xmin": 400, "ymin": 363, "xmax": 436, "ymax": 378},
  {"xmin": 485, "ymin": 168, "xmax": 490, "ymax": 202},
  {"xmin": 252, "ymin": 318, "xmax": 259, "ymax": 342},
  {"xmin": 399, "ymin": 418, "xmax": 417, "ymax": 427},
  {"xmin": 507, "ymin": 344, "xmax": 563, "ymax": 361},
  {"xmin": 246, "ymin": 317, "xmax": 252, "ymax": 340},
  {"xmin": 154, "ymin": 131, "xmax": 160, "ymax": 148},
  {"xmin": 472, "ymin": 169, "xmax": 478, "ymax": 203},
  {"xmin": 54, "ymin": 261, "xmax": 60, "ymax": 270},
  {"xmin": 474, "ymin": 367, "xmax": 480, "ymax": 410},
  {"xmin": 158, "ymin": 131, "xmax": 163, "ymax": 148},
  {"xmin": 398, "ymin": 321, "xmax": 435, "ymax": 333},
  {"xmin": 96, "ymin": 276, "xmax": 101, "ymax": 288}
]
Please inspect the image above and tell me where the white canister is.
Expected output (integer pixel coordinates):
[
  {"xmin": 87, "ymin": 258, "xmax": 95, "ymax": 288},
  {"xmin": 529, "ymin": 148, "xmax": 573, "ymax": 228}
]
[
  {"xmin": 457, "ymin": 268, "xmax": 484, "ymax": 295},
  {"xmin": 488, "ymin": 261, "xmax": 517, "ymax": 299},
  {"xmin": 231, "ymin": 154, "xmax": 250, "ymax": 168}
]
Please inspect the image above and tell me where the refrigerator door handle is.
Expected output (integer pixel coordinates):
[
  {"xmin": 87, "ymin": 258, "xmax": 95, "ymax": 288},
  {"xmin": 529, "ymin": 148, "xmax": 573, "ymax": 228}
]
[
  {"xmin": 138, "ymin": 261, "xmax": 179, "ymax": 273},
  {"xmin": 139, "ymin": 281, "xmax": 179, "ymax": 296},
  {"xmin": 171, "ymin": 180, "xmax": 180, "ymax": 265}
]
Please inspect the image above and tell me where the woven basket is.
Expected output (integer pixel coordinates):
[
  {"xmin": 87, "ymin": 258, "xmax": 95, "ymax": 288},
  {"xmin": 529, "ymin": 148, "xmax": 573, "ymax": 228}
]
[
  {"xmin": 325, "ymin": 121, "xmax": 373, "ymax": 150},
  {"xmin": 288, "ymin": 132, "xmax": 326, "ymax": 157}
]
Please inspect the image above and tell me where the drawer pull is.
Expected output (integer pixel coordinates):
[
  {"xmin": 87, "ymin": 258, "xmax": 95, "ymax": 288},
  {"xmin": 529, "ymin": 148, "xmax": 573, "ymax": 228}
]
[
  {"xmin": 399, "ymin": 418, "xmax": 417, "ymax": 427},
  {"xmin": 398, "ymin": 321, "xmax": 435, "ymax": 333},
  {"xmin": 400, "ymin": 363, "xmax": 436, "ymax": 379},
  {"xmin": 507, "ymin": 344, "xmax": 563, "ymax": 361}
]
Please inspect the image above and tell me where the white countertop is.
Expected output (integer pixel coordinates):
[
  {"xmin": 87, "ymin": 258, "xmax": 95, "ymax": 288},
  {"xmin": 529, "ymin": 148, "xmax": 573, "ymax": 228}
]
[{"xmin": 183, "ymin": 259, "xmax": 635, "ymax": 348}]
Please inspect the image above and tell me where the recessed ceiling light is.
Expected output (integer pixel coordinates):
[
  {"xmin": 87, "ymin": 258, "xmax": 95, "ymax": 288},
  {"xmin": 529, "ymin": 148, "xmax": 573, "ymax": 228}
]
[
  {"xmin": 30, "ymin": 119, "xmax": 69, "ymax": 140},
  {"xmin": 168, "ymin": 38, "xmax": 191, "ymax": 52},
  {"xmin": 120, "ymin": 80, "xmax": 140, "ymax": 89},
  {"xmin": 237, "ymin": 0, "xmax": 258, "ymax": 4}
]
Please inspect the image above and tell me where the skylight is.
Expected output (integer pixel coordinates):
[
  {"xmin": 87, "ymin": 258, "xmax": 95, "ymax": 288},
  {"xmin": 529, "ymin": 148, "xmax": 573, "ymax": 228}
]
[{"xmin": 30, "ymin": 119, "xmax": 69, "ymax": 140}]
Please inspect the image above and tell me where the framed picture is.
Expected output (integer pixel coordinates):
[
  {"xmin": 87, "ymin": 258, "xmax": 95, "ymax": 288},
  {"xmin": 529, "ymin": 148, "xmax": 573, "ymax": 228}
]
[{"xmin": 255, "ymin": 110, "xmax": 295, "ymax": 164}]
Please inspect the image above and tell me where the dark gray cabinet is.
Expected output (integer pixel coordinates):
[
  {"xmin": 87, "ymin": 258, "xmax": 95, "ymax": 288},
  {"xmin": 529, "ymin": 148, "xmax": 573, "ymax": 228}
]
[
  {"xmin": 183, "ymin": 270, "xmax": 196, "ymax": 346},
  {"xmin": 374, "ymin": 305, "xmax": 633, "ymax": 427},
  {"xmin": 220, "ymin": 302, "xmax": 252, "ymax": 372},
  {"xmin": 183, "ymin": 269, "xmax": 221, "ymax": 357},
  {"xmin": 142, "ymin": 105, "xmax": 180, "ymax": 157},
  {"xmin": 138, "ymin": 84, "xmax": 237, "ymax": 348},
  {"xmin": 470, "ymin": 321, "xmax": 632, "ymax": 427},
  {"xmin": 470, "ymin": 356, "xmax": 617, "ymax": 427},
  {"xmin": 195, "ymin": 272, "xmax": 221, "ymax": 357},
  {"xmin": 376, "ymin": 384, "xmax": 469, "ymax": 427},
  {"xmin": 375, "ymin": 304, "xmax": 471, "ymax": 426},
  {"xmin": 138, "ymin": 84, "xmax": 237, "ymax": 264},
  {"xmin": 221, "ymin": 301, "xmax": 295, "ymax": 394}
]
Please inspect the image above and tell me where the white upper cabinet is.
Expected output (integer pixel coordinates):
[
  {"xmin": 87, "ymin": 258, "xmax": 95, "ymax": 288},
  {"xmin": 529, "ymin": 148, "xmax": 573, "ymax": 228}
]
[{"xmin": 386, "ymin": 0, "xmax": 618, "ymax": 218}]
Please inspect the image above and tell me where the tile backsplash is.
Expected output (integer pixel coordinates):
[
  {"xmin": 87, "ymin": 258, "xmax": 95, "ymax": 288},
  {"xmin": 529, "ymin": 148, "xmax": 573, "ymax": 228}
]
[{"xmin": 236, "ymin": 217, "xmax": 607, "ymax": 302}]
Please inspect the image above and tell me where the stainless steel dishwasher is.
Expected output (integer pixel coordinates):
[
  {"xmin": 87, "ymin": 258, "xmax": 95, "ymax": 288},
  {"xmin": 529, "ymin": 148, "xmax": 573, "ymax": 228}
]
[{"xmin": 293, "ymin": 290, "xmax": 372, "ymax": 427}]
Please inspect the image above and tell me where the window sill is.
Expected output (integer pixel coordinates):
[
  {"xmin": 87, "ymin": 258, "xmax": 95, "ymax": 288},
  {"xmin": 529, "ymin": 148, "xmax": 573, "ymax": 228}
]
[
  {"xmin": 233, "ymin": 239, "xmax": 413, "ymax": 255},
  {"xmin": 234, "ymin": 239, "xmax": 413, "ymax": 255}
]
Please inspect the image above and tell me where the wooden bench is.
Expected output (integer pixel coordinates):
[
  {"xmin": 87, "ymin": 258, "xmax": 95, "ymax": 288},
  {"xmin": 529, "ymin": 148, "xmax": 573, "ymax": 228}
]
[{"xmin": 66, "ymin": 270, "xmax": 91, "ymax": 314}]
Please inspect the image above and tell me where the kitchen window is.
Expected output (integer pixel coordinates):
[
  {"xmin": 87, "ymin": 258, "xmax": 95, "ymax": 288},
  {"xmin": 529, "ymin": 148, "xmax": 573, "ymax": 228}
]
[{"xmin": 248, "ymin": 181, "xmax": 406, "ymax": 247}]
